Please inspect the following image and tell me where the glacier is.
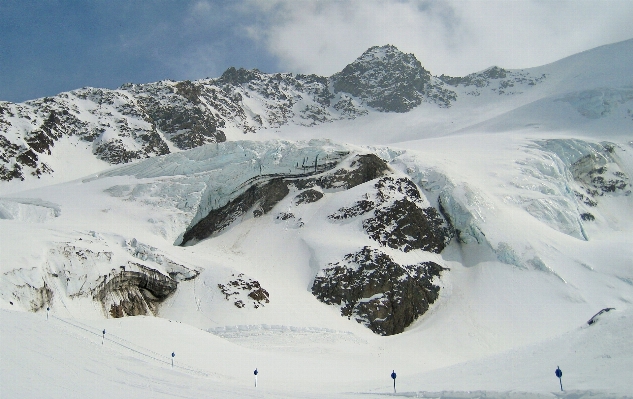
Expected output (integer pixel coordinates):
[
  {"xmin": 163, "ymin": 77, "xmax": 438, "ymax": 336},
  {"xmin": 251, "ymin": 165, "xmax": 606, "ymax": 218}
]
[{"xmin": 1, "ymin": 39, "xmax": 632, "ymax": 398}]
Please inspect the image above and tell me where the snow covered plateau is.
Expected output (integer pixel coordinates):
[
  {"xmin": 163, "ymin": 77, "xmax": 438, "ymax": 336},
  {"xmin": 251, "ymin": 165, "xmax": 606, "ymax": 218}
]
[{"xmin": 1, "ymin": 40, "xmax": 632, "ymax": 398}]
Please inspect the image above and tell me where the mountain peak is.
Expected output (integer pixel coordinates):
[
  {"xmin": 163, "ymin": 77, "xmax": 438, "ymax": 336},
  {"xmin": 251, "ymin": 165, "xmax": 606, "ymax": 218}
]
[
  {"xmin": 217, "ymin": 66, "xmax": 264, "ymax": 86},
  {"xmin": 330, "ymin": 45, "xmax": 455, "ymax": 112},
  {"xmin": 358, "ymin": 44, "xmax": 407, "ymax": 59},
  {"xmin": 348, "ymin": 44, "xmax": 421, "ymax": 70}
]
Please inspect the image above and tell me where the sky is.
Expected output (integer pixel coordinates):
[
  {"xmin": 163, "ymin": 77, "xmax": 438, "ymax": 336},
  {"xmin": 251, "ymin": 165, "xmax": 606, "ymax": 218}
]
[{"xmin": 1, "ymin": 0, "xmax": 633, "ymax": 103}]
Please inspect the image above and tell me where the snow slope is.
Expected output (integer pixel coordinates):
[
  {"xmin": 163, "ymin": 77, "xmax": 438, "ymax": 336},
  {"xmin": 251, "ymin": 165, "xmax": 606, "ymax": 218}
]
[
  {"xmin": 263, "ymin": 39, "xmax": 633, "ymax": 145},
  {"xmin": 2, "ymin": 298, "xmax": 632, "ymax": 398},
  {"xmin": 1, "ymin": 39, "xmax": 632, "ymax": 398}
]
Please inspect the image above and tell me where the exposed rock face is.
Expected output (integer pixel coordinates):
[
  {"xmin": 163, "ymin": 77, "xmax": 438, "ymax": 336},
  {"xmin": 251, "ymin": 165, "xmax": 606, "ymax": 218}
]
[
  {"xmin": 0, "ymin": 233, "xmax": 199, "ymax": 318},
  {"xmin": 293, "ymin": 188, "xmax": 324, "ymax": 205},
  {"xmin": 312, "ymin": 247, "xmax": 446, "ymax": 336},
  {"xmin": 1, "ymin": 44, "xmax": 551, "ymax": 183},
  {"xmin": 174, "ymin": 151, "xmax": 450, "ymax": 335},
  {"xmin": 181, "ymin": 153, "xmax": 391, "ymax": 244},
  {"xmin": 6, "ymin": 44, "xmax": 559, "ymax": 183},
  {"xmin": 329, "ymin": 176, "xmax": 451, "ymax": 253},
  {"xmin": 364, "ymin": 199, "xmax": 448, "ymax": 253},
  {"xmin": 439, "ymin": 66, "xmax": 547, "ymax": 96},
  {"xmin": 313, "ymin": 175, "xmax": 452, "ymax": 334},
  {"xmin": 331, "ymin": 45, "xmax": 457, "ymax": 111},
  {"xmin": 309, "ymin": 154, "xmax": 390, "ymax": 190},
  {"xmin": 570, "ymin": 145, "xmax": 630, "ymax": 199},
  {"xmin": 440, "ymin": 66, "xmax": 509, "ymax": 87},
  {"xmin": 218, "ymin": 273, "xmax": 270, "ymax": 309},
  {"xmin": 0, "ymin": 105, "xmax": 63, "ymax": 180},
  {"xmin": 182, "ymin": 177, "xmax": 290, "ymax": 244},
  {"xmin": 135, "ymin": 81, "xmax": 226, "ymax": 150},
  {"xmin": 94, "ymin": 263, "xmax": 178, "ymax": 318}
]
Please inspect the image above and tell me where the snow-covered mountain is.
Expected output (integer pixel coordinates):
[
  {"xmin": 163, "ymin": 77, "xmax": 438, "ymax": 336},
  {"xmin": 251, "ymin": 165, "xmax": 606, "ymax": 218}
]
[
  {"xmin": 1, "ymin": 43, "xmax": 571, "ymax": 186},
  {"xmin": 1, "ymin": 39, "xmax": 632, "ymax": 398}
]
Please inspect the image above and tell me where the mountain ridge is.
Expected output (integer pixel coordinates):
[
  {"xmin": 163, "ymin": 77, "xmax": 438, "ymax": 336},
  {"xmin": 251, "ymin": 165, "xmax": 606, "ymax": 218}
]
[{"xmin": 0, "ymin": 43, "xmax": 559, "ymax": 185}]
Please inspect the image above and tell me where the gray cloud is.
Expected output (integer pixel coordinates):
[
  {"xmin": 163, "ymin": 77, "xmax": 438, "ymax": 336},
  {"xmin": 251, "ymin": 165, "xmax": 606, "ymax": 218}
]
[
  {"xmin": 244, "ymin": 0, "xmax": 633, "ymax": 76},
  {"xmin": 2, "ymin": 0, "xmax": 631, "ymax": 102}
]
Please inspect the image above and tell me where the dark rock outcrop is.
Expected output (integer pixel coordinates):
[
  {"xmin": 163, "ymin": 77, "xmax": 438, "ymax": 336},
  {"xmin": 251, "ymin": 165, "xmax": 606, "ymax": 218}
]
[
  {"xmin": 312, "ymin": 246, "xmax": 446, "ymax": 335},
  {"xmin": 364, "ymin": 200, "xmax": 448, "ymax": 253},
  {"xmin": 25, "ymin": 111, "xmax": 63, "ymax": 155},
  {"xmin": 331, "ymin": 45, "xmax": 457, "ymax": 111},
  {"xmin": 439, "ymin": 66, "xmax": 547, "ymax": 96},
  {"xmin": 138, "ymin": 88, "xmax": 226, "ymax": 151},
  {"xmin": 181, "ymin": 153, "xmax": 390, "ymax": 245},
  {"xmin": 313, "ymin": 175, "xmax": 451, "ymax": 334},
  {"xmin": 329, "ymin": 176, "xmax": 451, "ymax": 253},
  {"xmin": 94, "ymin": 263, "xmax": 178, "ymax": 318},
  {"xmin": 1, "ymin": 45, "xmax": 473, "ymax": 182},
  {"xmin": 182, "ymin": 177, "xmax": 290, "ymax": 243},
  {"xmin": 218, "ymin": 273, "xmax": 270, "ymax": 309},
  {"xmin": 571, "ymin": 150, "xmax": 629, "ymax": 198},
  {"xmin": 293, "ymin": 188, "xmax": 324, "ymax": 205},
  {"xmin": 0, "ymin": 108, "xmax": 62, "ymax": 180}
]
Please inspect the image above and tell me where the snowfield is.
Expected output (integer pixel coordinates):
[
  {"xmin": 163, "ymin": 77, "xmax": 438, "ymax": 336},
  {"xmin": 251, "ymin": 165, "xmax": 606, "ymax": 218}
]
[
  {"xmin": 2, "ymin": 306, "xmax": 632, "ymax": 398},
  {"xmin": 1, "ymin": 39, "xmax": 633, "ymax": 398}
]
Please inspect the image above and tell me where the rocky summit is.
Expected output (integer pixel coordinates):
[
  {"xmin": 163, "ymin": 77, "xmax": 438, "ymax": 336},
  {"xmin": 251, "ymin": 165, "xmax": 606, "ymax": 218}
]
[{"xmin": 331, "ymin": 45, "xmax": 456, "ymax": 111}]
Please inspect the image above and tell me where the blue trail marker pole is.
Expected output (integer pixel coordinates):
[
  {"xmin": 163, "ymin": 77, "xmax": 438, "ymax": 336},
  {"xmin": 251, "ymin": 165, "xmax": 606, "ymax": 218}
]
[
  {"xmin": 171, "ymin": 352, "xmax": 175, "ymax": 368},
  {"xmin": 391, "ymin": 370, "xmax": 397, "ymax": 393},
  {"xmin": 555, "ymin": 366, "xmax": 563, "ymax": 391},
  {"xmin": 254, "ymin": 368, "xmax": 258, "ymax": 387},
  {"xmin": 102, "ymin": 329, "xmax": 106, "ymax": 345}
]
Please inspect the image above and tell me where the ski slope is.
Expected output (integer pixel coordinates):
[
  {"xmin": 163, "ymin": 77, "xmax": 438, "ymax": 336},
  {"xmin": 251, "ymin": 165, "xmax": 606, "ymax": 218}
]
[{"xmin": 2, "ymin": 305, "xmax": 632, "ymax": 398}]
